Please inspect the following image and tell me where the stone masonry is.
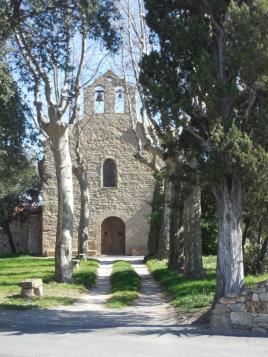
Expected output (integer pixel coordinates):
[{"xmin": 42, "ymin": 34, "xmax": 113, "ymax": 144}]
[
  {"xmin": 210, "ymin": 280, "xmax": 268, "ymax": 333},
  {"xmin": 42, "ymin": 70, "xmax": 155, "ymax": 256},
  {"xmin": 0, "ymin": 213, "xmax": 42, "ymax": 255}
]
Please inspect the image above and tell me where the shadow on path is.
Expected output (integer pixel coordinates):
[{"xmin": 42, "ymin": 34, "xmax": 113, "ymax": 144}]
[
  {"xmin": 0, "ymin": 256, "xmax": 267, "ymax": 339},
  {"xmin": 1, "ymin": 307, "xmax": 267, "ymax": 339}
]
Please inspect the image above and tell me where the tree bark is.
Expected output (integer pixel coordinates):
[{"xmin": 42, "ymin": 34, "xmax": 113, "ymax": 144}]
[
  {"xmin": 168, "ymin": 180, "xmax": 178, "ymax": 268},
  {"xmin": 213, "ymin": 177, "xmax": 244, "ymax": 301},
  {"xmin": 242, "ymin": 217, "xmax": 250, "ymax": 253},
  {"xmin": 4, "ymin": 221, "xmax": 16, "ymax": 254},
  {"xmin": 147, "ymin": 180, "xmax": 163, "ymax": 257},
  {"xmin": 184, "ymin": 181, "xmax": 203, "ymax": 278},
  {"xmin": 73, "ymin": 168, "xmax": 90, "ymax": 256},
  {"xmin": 168, "ymin": 183, "xmax": 184, "ymax": 270},
  {"xmin": 256, "ymin": 236, "xmax": 268, "ymax": 273},
  {"xmin": 49, "ymin": 125, "xmax": 73, "ymax": 283},
  {"xmin": 157, "ymin": 172, "xmax": 170, "ymax": 259}
]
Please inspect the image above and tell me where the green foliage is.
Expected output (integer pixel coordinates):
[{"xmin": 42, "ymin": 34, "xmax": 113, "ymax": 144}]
[
  {"xmin": 141, "ymin": 0, "xmax": 268, "ymax": 189},
  {"xmin": 241, "ymin": 153, "xmax": 268, "ymax": 274},
  {"xmin": 106, "ymin": 260, "xmax": 140, "ymax": 308},
  {"xmin": 225, "ymin": 0, "xmax": 268, "ymax": 90},
  {"xmin": 74, "ymin": 258, "xmax": 99, "ymax": 288},
  {"xmin": 0, "ymin": 255, "xmax": 99, "ymax": 309},
  {"xmin": 244, "ymin": 242, "xmax": 268, "ymax": 275},
  {"xmin": 142, "ymin": 1, "xmax": 268, "ymax": 283},
  {"xmin": 147, "ymin": 256, "xmax": 216, "ymax": 312},
  {"xmin": 0, "ymin": 150, "xmax": 39, "ymax": 255},
  {"xmin": 244, "ymin": 237, "xmax": 268, "ymax": 275},
  {"xmin": 0, "ymin": 58, "xmax": 39, "ymax": 244},
  {"xmin": 204, "ymin": 124, "xmax": 268, "ymax": 185},
  {"xmin": 149, "ymin": 173, "xmax": 164, "ymax": 224},
  {"xmin": 201, "ymin": 186, "xmax": 218, "ymax": 255},
  {"xmin": 147, "ymin": 256, "xmax": 268, "ymax": 313},
  {"xmin": 201, "ymin": 216, "xmax": 218, "ymax": 255},
  {"xmin": 0, "ymin": 62, "xmax": 29, "ymax": 151}
]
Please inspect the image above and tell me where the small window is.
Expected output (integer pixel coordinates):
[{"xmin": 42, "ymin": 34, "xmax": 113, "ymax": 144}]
[
  {"xmin": 103, "ymin": 159, "xmax": 117, "ymax": 187},
  {"xmin": 115, "ymin": 87, "xmax": 124, "ymax": 113},
  {"xmin": 94, "ymin": 85, "xmax": 105, "ymax": 113}
]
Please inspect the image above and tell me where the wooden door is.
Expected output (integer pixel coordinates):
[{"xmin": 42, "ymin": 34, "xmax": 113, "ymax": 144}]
[{"xmin": 101, "ymin": 217, "xmax": 125, "ymax": 255}]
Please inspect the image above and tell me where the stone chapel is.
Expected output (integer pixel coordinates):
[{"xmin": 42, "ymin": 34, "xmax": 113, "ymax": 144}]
[{"xmin": 41, "ymin": 70, "xmax": 155, "ymax": 256}]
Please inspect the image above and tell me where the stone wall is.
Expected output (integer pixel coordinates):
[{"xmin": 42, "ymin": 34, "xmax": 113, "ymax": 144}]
[
  {"xmin": 42, "ymin": 70, "xmax": 155, "ymax": 256},
  {"xmin": 0, "ymin": 213, "xmax": 42, "ymax": 255},
  {"xmin": 210, "ymin": 280, "xmax": 268, "ymax": 333}
]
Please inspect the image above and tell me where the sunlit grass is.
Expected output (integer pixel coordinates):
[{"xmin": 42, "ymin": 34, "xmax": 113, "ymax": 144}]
[
  {"xmin": 106, "ymin": 260, "xmax": 140, "ymax": 308},
  {"xmin": 147, "ymin": 255, "xmax": 268, "ymax": 313},
  {"xmin": 245, "ymin": 272, "xmax": 268, "ymax": 287},
  {"xmin": 0, "ymin": 255, "xmax": 99, "ymax": 309}
]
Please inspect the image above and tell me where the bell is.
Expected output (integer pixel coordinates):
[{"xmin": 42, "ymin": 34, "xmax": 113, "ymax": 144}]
[
  {"xmin": 117, "ymin": 90, "xmax": 123, "ymax": 99},
  {"xmin": 96, "ymin": 90, "xmax": 104, "ymax": 102}
]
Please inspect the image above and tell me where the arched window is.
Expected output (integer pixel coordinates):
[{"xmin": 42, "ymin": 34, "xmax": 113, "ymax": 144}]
[
  {"xmin": 115, "ymin": 87, "xmax": 124, "ymax": 113},
  {"xmin": 94, "ymin": 85, "xmax": 105, "ymax": 113},
  {"xmin": 103, "ymin": 159, "xmax": 117, "ymax": 187}
]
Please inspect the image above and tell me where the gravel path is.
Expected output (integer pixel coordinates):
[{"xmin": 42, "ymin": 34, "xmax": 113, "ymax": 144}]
[{"xmin": 51, "ymin": 256, "xmax": 178, "ymax": 326}]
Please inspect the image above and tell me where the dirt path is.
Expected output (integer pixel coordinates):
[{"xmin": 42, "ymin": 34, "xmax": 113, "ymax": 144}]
[
  {"xmin": 53, "ymin": 256, "xmax": 177, "ymax": 326},
  {"xmin": 129, "ymin": 259, "xmax": 178, "ymax": 325}
]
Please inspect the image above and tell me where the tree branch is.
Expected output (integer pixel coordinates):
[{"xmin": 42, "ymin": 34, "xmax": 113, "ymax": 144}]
[
  {"xmin": 33, "ymin": 79, "xmax": 48, "ymax": 129},
  {"xmin": 210, "ymin": 12, "xmax": 227, "ymax": 83},
  {"xmin": 69, "ymin": 30, "xmax": 87, "ymax": 125},
  {"xmin": 245, "ymin": 87, "xmax": 258, "ymax": 120},
  {"xmin": 16, "ymin": 31, "xmax": 55, "ymax": 107}
]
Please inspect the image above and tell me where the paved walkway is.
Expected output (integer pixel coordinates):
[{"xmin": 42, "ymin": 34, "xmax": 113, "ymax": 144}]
[{"xmin": 0, "ymin": 256, "xmax": 268, "ymax": 357}]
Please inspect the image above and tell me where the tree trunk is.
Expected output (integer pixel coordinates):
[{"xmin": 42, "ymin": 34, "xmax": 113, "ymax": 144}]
[
  {"xmin": 256, "ymin": 236, "xmax": 268, "ymax": 273},
  {"xmin": 157, "ymin": 172, "xmax": 170, "ymax": 259},
  {"xmin": 168, "ymin": 176, "xmax": 184, "ymax": 270},
  {"xmin": 242, "ymin": 217, "xmax": 250, "ymax": 253},
  {"xmin": 184, "ymin": 181, "xmax": 203, "ymax": 278},
  {"xmin": 168, "ymin": 180, "xmax": 178, "ymax": 268},
  {"xmin": 213, "ymin": 177, "xmax": 244, "ymax": 301},
  {"xmin": 147, "ymin": 180, "xmax": 163, "ymax": 257},
  {"xmin": 168, "ymin": 200, "xmax": 184, "ymax": 269},
  {"xmin": 257, "ymin": 222, "xmax": 262, "ymax": 245},
  {"xmin": 50, "ymin": 126, "xmax": 73, "ymax": 283},
  {"xmin": 4, "ymin": 221, "xmax": 16, "ymax": 254},
  {"xmin": 75, "ymin": 169, "xmax": 90, "ymax": 256}
]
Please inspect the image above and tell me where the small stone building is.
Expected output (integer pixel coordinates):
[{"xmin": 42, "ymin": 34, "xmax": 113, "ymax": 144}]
[{"xmin": 42, "ymin": 70, "xmax": 155, "ymax": 256}]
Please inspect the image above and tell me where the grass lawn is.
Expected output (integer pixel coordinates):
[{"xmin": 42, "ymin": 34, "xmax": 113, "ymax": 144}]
[
  {"xmin": 147, "ymin": 256, "xmax": 268, "ymax": 314},
  {"xmin": 106, "ymin": 260, "xmax": 141, "ymax": 308},
  {"xmin": 0, "ymin": 255, "xmax": 99, "ymax": 309}
]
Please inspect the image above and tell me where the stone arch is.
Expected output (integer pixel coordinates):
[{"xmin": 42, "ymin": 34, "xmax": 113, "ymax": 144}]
[
  {"xmin": 103, "ymin": 158, "xmax": 117, "ymax": 187},
  {"xmin": 94, "ymin": 85, "xmax": 105, "ymax": 113},
  {"xmin": 101, "ymin": 216, "xmax": 125, "ymax": 255}
]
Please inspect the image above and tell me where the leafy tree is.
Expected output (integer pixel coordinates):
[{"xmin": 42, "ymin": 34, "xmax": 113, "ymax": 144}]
[
  {"xmin": 141, "ymin": 0, "xmax": 268, "ymax": 299},
  {"xmin": 0, "ymin": 53, "xmax": 39, "ymax": 253},
  {"xmin": 242, "ymin": 164, "xmax": 268, "ymax": 274},
  {"xmin": 0, "ymin": 153, "xmax": 39, "ymax": 254},
  {"xmin": 0, "ymin": 61, "xmax": 27, "ymax": 151},
  {"xmin": 1, "ymin": 0, "xmax": 119, "ymax": 282}
]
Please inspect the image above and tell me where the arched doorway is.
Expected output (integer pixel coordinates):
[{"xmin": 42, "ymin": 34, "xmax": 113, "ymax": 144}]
[{"xmin": 101, "ymin": 217, "xmax": 125, "ymax": 255}]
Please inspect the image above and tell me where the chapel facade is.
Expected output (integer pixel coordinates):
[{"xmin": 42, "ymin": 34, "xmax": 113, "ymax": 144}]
[{"xmin": 41, "ymin": 70, "xmax": 155, "ymax": 256}]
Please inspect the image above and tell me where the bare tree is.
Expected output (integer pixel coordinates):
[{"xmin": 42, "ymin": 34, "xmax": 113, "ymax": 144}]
[
  {"xmin": 3, "ymin": 1, "xmax": 119, "ymax": 281},
  {"xmin": 116, "ymin": 0, "xmax": 174, "ymax": 261}
]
